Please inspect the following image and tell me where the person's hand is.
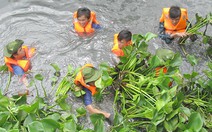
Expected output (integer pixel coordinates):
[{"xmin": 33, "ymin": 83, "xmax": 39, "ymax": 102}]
[{"xmin": 171, "ymin": 32, "xmax": 189, "ymax": 38}]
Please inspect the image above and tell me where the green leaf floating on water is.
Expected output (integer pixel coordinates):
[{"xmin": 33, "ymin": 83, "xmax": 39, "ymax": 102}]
[
  {"xmin": 156, "ymin": 48, "xmax": 175, "ymax": 61},
  {"xmin": 35, "ymin": 74, "xmax": 44, "ymax": 81}
]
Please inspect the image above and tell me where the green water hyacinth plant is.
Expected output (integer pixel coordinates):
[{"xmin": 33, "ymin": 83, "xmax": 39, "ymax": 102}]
[
  {"xmin": 110, "ymin": 32, "xmax": 210, "ymax": 131},
  {"xmin": 187, "ymin": 13, "xmax": 212, "ymax": 35},
  {"xmin": 181, "ymin": 13, "xmax": 212, "ymax": 45}
]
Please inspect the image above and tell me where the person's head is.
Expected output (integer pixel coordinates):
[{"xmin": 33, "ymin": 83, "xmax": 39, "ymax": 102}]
[
  {"xmin": 4, "ymin": 39, "xmax": 25, "ymax": 59},
  {"xmin": 169, "ymin": 6, "xmax": 181, "ymax": 26},
  {"xmin": 82, "ymin": 67, "xmax": 101, "ymax": 85},
  {"xmin": 117, "ymin": 30, "xmax": 132, "ymax": 49},
  {"xmin": 77, "ymin": 7, "xmax": 91, "ymax": 27}
]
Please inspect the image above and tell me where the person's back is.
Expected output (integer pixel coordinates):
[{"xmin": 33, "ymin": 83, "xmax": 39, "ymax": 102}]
[
  {"xmin": 112, "ymin": 30, "xmax": 132, "ymax": 57},
  {"xmin": 73, "ymin": 7, "xmax": 101, "ymax": 37}
]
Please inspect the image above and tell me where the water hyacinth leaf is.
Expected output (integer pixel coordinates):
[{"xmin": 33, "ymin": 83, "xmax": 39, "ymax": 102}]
[
  {"xmin": 168, "ymin": 85, "xmax": 177, "ymax": 98},
  {"xmin": 203, "ymin": 70, "xmax": 212, "ymax": 79},
  {"xmin": 163, "ymin": 102, "xmax": 173, "ymax": 114},
  {"xmin": 202, "ymin": 36, "xmax": 209, "ymax": 44},
  {"xmin": 186, "ymin": 54, "xmax": 198, "ymax": 66},
  {"xmin": 95, "ymin": 78, "xmax": 104, "ymax": 89},
  {"xmin": 149, "ymin": 55, "xmax": 163, "ymax": 68},
  {"xmin": 132, "ymin": 34, "xmax": 144, "ymax": 44},
  {"xmin": 8, "ymin": 129, "xmax": 19, "ymax": 132},
  {"xmin": 12, "ymin": 94, "xmax": 27, "ymax": 106},
  {"xmin": 101, "ymin": 71, "xmax": 113, "ymax": 87},
  {"xmin": 138, "ymin": 41, "xmax": 148, "ymax": 51},
  {"xmin": 0, "ymin": 112, "xmax": 9, "ymax": 127},
  {"xmin": 17, "ymin": 110, "xmax": 28, "ymax": 122},
  {"xmin": 156, "ymin": 99, "xmax": 166, "ymax": 111},
  {"xmin": 186, "ymin": 112, "xmax": 203, "ymax": 131},
  {"xmin": 173, "ymin": 92, "xmax": 184, "ymax": 109},
  {"xmin": 0, "ymin": 93, "xmax": 10, "ymax": 111},
  {"xmin": 76, "ymin": 107, "xmax": 86, "ymax": 117},
  {"xmin": 141, "ymin": 109, "xmax": 154, "ymax": 119},
  {"xmin": 23, "ymin": 113, "xmax": 36, "ymax": 127},
  {"xmin": 0, "ymin": 65, "xmax": 8, "ymax": 72},
  {"xmin": 40, "ymin": 119, "xmax": 60, "ymax": 131},
  {"xmin": 50, "ymin": 63, "xmax": 60, "ymax": 72},
  {"xmin": 79, "ymin": 129, "xmax": 94, "ymax": 132},
  {"xmin": 46, "ymin": 113, "xmax": 61, "ymax": 121},
  {"xmin": 18, "ymin": 100, "xmax": 39, "ymax": 113},
  {"xmin": 90, "ymin": 114, "xmax": 105, "ymax": 132},
  {"xmin": 67, "ymin": 64, "xmax": 73, "ymax": 74},
  {"xmin": 63, "ymin": 119, "xmax": 76, "ymax": 132},
  {"xmin": 195, "ymin": 13, "xmax": 203, "ymax": 22},
  {"xmin": 171, "ymin": 72, "xmax": 183, "ymax": 85},
  {"xmin": 156, "ymin": 48, "xmax": 174, "ymax": 61},
  {"xmin": 127, "ymin": 57, "xmax": 137, "ymax": 70},
  {"xmin": 152, "ymin": 87, "xmax": 160, "ymax": 98},
  {"xmin": 165, "ymin": 115, "xmax": 179, "ymax": 131},
  {"xmin": 0, "ymin": 128, "xmax": 7, "ymax": 132},
  {"xmin": 164, "ymin": 120, "xmax": 173, "ymax": 132},
  {"xmin": 191, "ymin": 72, "xmax": 199, "ymax": 78},
  {"xmin": 208, "ymin": 62, "xmax": 212, "ymax": 70},
  {"xmin": 56, "ymin": 95, "xmax": 71, "ymax": 111},
  {"xmin": 169, "ymin": 53, "xmax": 182, "ymax": 67},
  {"xmin": 152, "ymin": 110, "xmax": 165, "ymax": 126},
  {"xmin": 99, "ymin": 62, "xmax": 110, "ymax": 71},
  {"xmin": 35, "ymin": 74, "xmax": 43, "ymax": 81},
  {"xmin": 120, "ymin": 56, "xmax": 128, "ymax": 64},
  {"xmin": 74, "ymin": 90, "xmax": 85, "ymax": 97},
  {"xmin": 27, "ymin": 121, "xmax": 44, "ymax": 132},
  {"xmin": 181, "ymin": 107, "xmax": 191, "ymax": 117},
  {"xmin": 166, "ymin": 108, "xmax": 179, "ymax": 121},
  {"xmin": 144, "ymin": 32, "xmax": 157, "ymax": 42},
  {"xmin": 183, "ymin": 74, "xmax": 191, "ymax": 79}
]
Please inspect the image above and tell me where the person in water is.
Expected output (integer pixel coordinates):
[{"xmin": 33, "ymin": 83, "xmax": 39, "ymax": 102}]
[
  {"xmin": 74, "ymin": 64, "xmax": 113, "ymax": 124},
  {"xmin": 111, "ymin": 30, "xmax": 132, "ymax": 57},
  {"xmin": 3, "ymin": 39, "xmax": 36, "ymax": 88},
  {"xmin": 158, "ymin": 6, "xmax": 197, "ymax": 44},
  {"xmin": 73, "ymin": 7, "xmax": 101, "ymax": 37}
]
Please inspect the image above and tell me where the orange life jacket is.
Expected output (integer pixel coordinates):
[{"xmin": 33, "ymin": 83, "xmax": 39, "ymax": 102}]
[
  {"xmin": 74, "ymin": 64, "xmax": 97, "ymax": 95},
  {"xmin": 73, "ymin": 11, "xmax": 99, "ymax": 36},
  {"xmin": 4, "ymin": 46, "xmax": 36, "ymax": 73},
  {"xmin": 155, "ymin": 66, "xmax": 172, "ymax": 87},
  {"xmin": 159, "ymin": 8, "xmax": 188, "ymax": 34},
  {"xmin": 111, "ymin": 34, "xmax": 132, "ymax": 57}
]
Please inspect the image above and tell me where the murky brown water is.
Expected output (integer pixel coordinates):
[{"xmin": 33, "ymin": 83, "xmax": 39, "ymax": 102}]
[{"xmin": 0, "ymin": 0, "xmax": 211, "ymax": 130}]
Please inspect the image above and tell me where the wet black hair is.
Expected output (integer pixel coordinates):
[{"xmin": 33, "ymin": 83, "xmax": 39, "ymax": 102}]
[
  {"xmin": 118, "ymin": 30, "xmax": 132, "ymax": 42},
  {"xmin": 77, "ymin": 7, "xmax": 91, "ymax": 19},
  {"xmin": 169, "ymin": 6, "xmax": 181, "ymax": 19}
]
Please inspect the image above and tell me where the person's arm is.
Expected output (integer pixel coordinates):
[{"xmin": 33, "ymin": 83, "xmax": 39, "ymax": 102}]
[
  {"xmin": 158, "ymin": 22, "xmax": 173, "ymax": 44},
  {"xmin": 92, "ymin": 23, "xmax": 101, "ymax": 29}
]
